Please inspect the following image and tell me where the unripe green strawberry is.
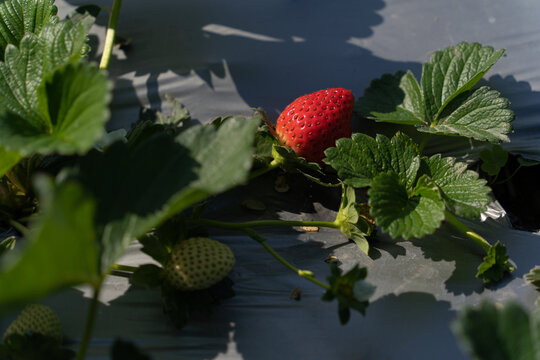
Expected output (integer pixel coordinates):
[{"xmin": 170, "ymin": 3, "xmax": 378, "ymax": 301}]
[
  {"xmin": 3, "ymin": 304, "xmax": 62, "ymax": 342},
  {"xmin": 164, "ymin": 237, "xmax": 235, "ymax": 291},
  {"xmin": 276, "ymin": 88, "xmax": 354, "ymax": 163}
]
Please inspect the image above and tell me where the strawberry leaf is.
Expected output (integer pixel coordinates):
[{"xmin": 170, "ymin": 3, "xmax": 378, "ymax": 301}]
[
  {"xmin": 422, "ymin": 42, "xmax": 505, "ymax": 122},
  {"xmin": 0, "ymin": 176, "xmax": 100, "ymax": 310},
  {"xmin": 355, "ymin": 71, "xmax": 426, "ymax": 125},
  {"xmin": 0, "ymin": 147, "xmax": 22, "ymax": 177},
  {"xmin": 452, "ymin": 301, "xmax": 540, "ymax": 360},
  {"xmin": 0, "ymin": 61, "xmax": 111, "ymax": 155},
  {"xmin": 324, "ymin": 132, "xmax": 420, "ymax": 188},
  {"xmin": 0, "ymin": 0, "xmax": 58, "ymax": 58},
  {"xmin": 476, "ymin": 241, "xmax": 515, "ymax": 283},
  {"xmin": 525, "ymin": 266, "xmax": 540, "ymax": 292},
  {"xmin": 368, "ymin": 173, "xmax": 445, "ymax": 239},
  {"xmin": 480, "ymin": 144, "xmax": 508, "ymax": 176},
  {"xmin": 420, "ymin": 155, "xmax": 490, "ymax": 218},
  {"xmin": 416, "ymin": 86, "xmax": 514, "ymax": 143}
]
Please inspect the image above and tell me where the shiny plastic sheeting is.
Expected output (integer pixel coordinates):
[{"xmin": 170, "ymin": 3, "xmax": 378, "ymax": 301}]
[{"xmin": 4, "ymin": 1, "xmax": 540, "ymax": 359}]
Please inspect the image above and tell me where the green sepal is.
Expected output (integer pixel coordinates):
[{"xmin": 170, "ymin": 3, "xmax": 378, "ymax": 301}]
[
  {"xmin": 335, "ymin": 184, "xmax": 373, "ymax": 254},
  {"xmin": 131, "ymin": 264, "xmax": 164, "ymax": 289}
]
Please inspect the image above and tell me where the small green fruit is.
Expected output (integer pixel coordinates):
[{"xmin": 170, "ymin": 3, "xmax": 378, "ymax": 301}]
[
  {"xmin": 3, "ymin": 304, "xmax": 62, "ymax": 342},
  {"xmin": 164, "ymin": 237, "xmax": 235, "ymax": 291}
]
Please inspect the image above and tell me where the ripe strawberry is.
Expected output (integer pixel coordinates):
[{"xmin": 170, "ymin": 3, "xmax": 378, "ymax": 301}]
[
  {"xmin": 276, "ymin": 88, "xmax": 354, "ymax": 163},
  {"xmin": 3, "ymin": 304, "xmax": 62, "ymax": 342},
  {"xmin": 164, "ymin": 237, "xmax": 235, "ymax": 291}
]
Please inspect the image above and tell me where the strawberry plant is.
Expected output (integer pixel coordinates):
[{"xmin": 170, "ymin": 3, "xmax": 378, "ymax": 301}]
[{"xmin": 0, "ymin": 0, "xmax": 533, "ymax": 359}]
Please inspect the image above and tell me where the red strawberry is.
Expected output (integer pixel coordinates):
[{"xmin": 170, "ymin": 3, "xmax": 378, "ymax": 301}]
[{"xmin": 275, "ymin": 88, "xmax": 354, "ymax": 163}]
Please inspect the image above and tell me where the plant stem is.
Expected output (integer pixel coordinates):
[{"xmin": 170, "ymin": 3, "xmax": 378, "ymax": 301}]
[
  {"xmin": 444, "ymin": 210, "xmax": 491, "ymax": 253},
  {"xmin": 243, "ymin": 228, "xmax": 330, "ymax": 290},
  {"xmin": 111, "ymin": 263, "xmax": 138, "ymax": 273},
  {"xmin": 76, "ymin": 282, "xmax": 103, "ymax": 360},
  {"xmin": 196, "ymin": 218, "xmax": 340, "ymax": 231},
  {"xmin": 99, "ymin": 0, "xmax": 122, "ymax": 70},
  {"xmin": 248, "ymin": 160, "xmax": 280, "ymax": 181},
  {"xmin": 8, "ymin": 219, "xmax": 28, "ymax": 236}
]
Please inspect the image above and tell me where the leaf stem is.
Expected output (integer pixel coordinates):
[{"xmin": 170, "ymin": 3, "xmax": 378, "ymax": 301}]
[
  {"xmin": 248, "ymin": 159, "xmax": 280, "ymax": 181},
  {"xmin": 196, "ymin": 217, "xmax": 340, "ymax": 231},
  {"xmin": 444, "ymin": 210, "xmax": 491, "ymax": 253},
  {"xmin": 111, "ymin": 263, "xmax": 138, "ymax": 273},
  {"xmin": 76, "ymin": 282, "xmax": 103, "ymax": 360},
  {"xmin": 99, "ymin": 0, "xmax": 122, "ymax": 70},
  {"xmin": 243, "ymin": 228, "xmax": 330, "ymax": 290}
]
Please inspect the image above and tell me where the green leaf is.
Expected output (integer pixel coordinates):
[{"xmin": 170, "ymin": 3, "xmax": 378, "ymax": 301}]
[
  {"xmin": 421, "ymin": 42, "xmax": 505, "ymax": 122},
  {"xmin": 0, "ymin": 147, "xmax": 22, "ymax": 177},
  {"xmin": 368, "ymin": 173, "xmax": 445, "ymax": 239},
  {"xmin": 138, "ymin": 233, "xmax": 170, "ymax": 264},
  {"xmin": 322, "ymin": 264, "xmax": 375, "ymax": 324},
  {"xmin": 355, "ymin": 71, "xmax": 426, "ymax": 125},
  {"xmin": 156, "ymin": 94, "xmax": 191, "ymax": 127},
  {"xmin": 417, "ymin": 86, "xmax": 514, "ymax": 142},
  {"xmin": 525, "ymin": 266, "xmax": 540, "ymax": 292},
  {"xmin": 0, "ymin": 61, "xmax": 111, "ymax": 155},
  {"xmin": 77, "ymin": 116, "xmax": 259, "ymax": 271},
  {"xmin": 131, "ymin": 264, "xmax": 164, "ymax": 289},
  {"xmin": 0, "ymin": 0, "xmax": 58, "ymax": 58},
  {"xmin": 0, "ymin": 175, "xmax": 100, "ymax": 310},
  {"xmin": 476, "ymin": 241, "xmax": 515, "ymax": 284},
  {"xmin": 325, "ymin": 132, "xmax": 420, "ymax": 188},
  {"xmin": 480, "ymin": 145, "xmax": 509, "ymax": 176},
  {"xmin": 452, "ymin": 300, "xmax": 539, "ymax": 360},
  {"xmin": 420, "ymin": 155, "xmax": 490, "ymax": 218}
]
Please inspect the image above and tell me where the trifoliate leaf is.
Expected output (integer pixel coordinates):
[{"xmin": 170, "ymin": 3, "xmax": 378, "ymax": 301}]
[
  {"xmin": 355, "ymin": 71, "xmax": 426, "ymax": 125},
  {"xmin": 417, "ymin": 86, "xmax": 514, "ymax": 142},
  {"xmin": 325, "ymin": 132, "xmax": 420, "ymax": 188},
  {"xmin": 480, "ymin": 144, "xmax": 508, "ymax": 176},
  {"xmin": 421, "ymin": 42, "xmax": 505, "ymax": 122},
  {"xmin": 452, "ymin": 300, "xmax": 539, "ymax": 360},
  {"xmin": 0, "ymin": 176, "xmax": 100, "ymax": 310},
  {"xmin": 0, "ymin": 62, "xmax": 111, "ymax": 155},
  {"xmin": 476, "ymin": 241, "xmax": 515, "ymax": 283},
  {"xmin": 368, "ymin": 173, "xmax": 445, "ymax": 239},
  {"xmin": 525, "ymin": 266, "xmax": 540, "ymax": 292},
  {"xmin": 0, "ymin": 0, "xmax": 58, "ymax": 58},
  {"xmin": 420, "ymin": 154, "xmax": 490, "ymax": 218}
]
